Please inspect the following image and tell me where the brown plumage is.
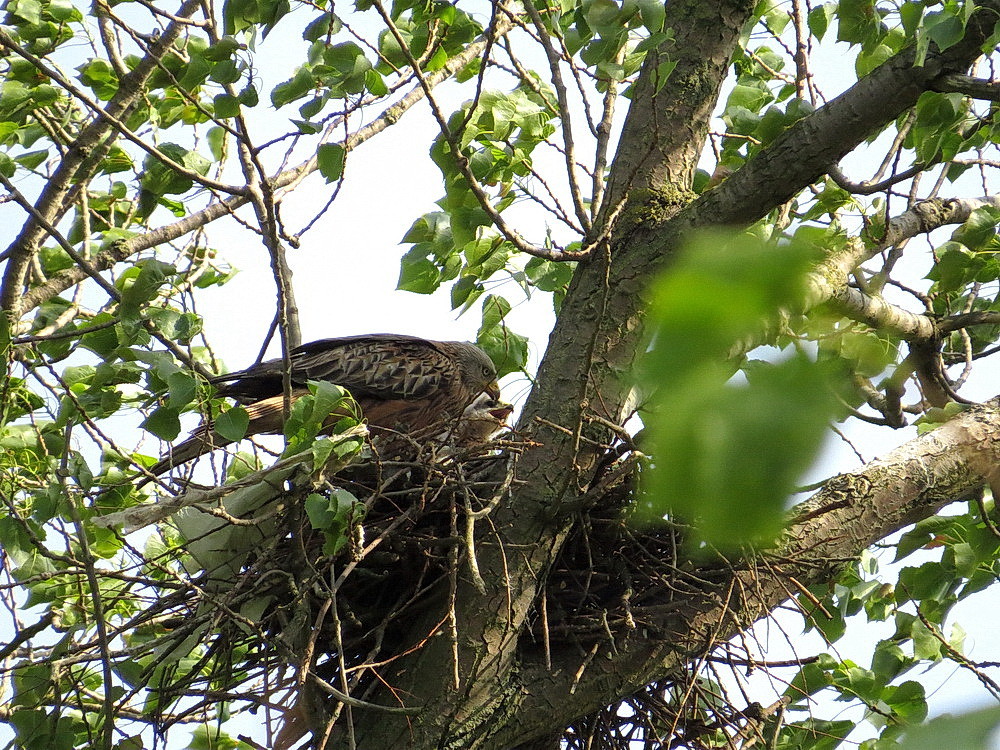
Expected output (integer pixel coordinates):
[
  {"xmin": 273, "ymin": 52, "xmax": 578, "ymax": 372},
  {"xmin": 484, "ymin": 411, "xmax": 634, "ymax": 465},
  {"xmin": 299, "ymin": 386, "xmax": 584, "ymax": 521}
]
[{"xmin": 148, "ymin": 334, "xmax": 500, "ymax": 477}]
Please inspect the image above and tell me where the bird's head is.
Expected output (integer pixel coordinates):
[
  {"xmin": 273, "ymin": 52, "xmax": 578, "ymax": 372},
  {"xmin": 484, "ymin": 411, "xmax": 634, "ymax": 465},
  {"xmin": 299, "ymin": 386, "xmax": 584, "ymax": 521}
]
[
  {"xmin": 453, "ymin": 342, "xmax": 500, "ymax": 401},
  {"xmin": 451, "ymin": 393, "xmax": 514, "ymax": 445}
]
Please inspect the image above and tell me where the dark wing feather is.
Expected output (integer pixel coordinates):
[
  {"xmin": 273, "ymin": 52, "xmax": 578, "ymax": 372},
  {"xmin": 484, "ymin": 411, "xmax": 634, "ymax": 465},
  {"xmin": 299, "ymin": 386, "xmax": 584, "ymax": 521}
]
[{"xmin": 211, "ymin": 334, "xmax": 455, "ymax": 403}]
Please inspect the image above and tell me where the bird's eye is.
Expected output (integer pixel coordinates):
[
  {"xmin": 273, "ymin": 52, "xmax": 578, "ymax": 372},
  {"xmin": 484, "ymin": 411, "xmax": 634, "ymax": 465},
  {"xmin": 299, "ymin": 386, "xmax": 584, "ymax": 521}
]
[{"xmin": 483, "ymin": 364, "xmax": 492, "ymax": 376}]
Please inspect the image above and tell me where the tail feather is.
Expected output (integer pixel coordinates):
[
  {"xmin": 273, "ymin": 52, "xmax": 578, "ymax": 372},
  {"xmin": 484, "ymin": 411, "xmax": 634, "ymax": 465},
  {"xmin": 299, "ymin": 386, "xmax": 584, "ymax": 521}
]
[
  {"xmin": 145, "ymin": 396, "xmax": 288, "ymax": 480},
  {"xmin": 146, "ymin": 427, "xmax": 235, "ymax": 479}
]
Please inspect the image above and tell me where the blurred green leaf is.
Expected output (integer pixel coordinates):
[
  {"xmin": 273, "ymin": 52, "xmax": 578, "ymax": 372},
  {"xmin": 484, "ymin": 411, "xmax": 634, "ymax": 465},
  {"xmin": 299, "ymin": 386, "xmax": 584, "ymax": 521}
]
[
  {"xmin": 897, "ymin": 706, "xmax": 1000, "ymax": 750},
  {"xmin": 638, "ymin": 231, "xmax": 843, "ymax": 548}
]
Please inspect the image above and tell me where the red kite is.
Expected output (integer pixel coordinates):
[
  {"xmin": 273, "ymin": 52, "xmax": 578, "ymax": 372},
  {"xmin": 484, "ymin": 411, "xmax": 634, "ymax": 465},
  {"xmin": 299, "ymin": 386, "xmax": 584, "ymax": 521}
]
[{"xmin": 149, "ymin": 334, "xmax": 500, "ymax": 477}]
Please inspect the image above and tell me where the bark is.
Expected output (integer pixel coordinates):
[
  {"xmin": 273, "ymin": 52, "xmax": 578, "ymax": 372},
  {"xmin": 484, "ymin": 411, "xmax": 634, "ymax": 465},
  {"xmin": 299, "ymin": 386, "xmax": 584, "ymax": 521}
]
[
  {"xmin": 351, "ymin": 1, "xmax": 759, "ymax": 746},
  {"xmin": 349, "ymin": 2, "xmax": 1000, "ymax": 746},
  {"xmin": 497, "ymin": 396, "xmax": 1000, "ymax": 746}
]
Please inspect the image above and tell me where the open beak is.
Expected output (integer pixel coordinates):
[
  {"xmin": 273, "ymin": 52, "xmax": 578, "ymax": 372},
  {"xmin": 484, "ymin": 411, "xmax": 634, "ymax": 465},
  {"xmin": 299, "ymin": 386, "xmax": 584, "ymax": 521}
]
[{"xmin": 488, "ymin": 404, "xmax": 514, "ymax": 423}]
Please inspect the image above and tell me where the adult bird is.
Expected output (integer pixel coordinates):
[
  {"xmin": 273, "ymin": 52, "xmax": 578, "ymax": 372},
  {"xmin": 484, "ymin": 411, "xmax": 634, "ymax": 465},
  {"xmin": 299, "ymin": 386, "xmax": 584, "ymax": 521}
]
[{"xmin": 148, "ymin": 334, "xmax": 500, "ymax": 477}]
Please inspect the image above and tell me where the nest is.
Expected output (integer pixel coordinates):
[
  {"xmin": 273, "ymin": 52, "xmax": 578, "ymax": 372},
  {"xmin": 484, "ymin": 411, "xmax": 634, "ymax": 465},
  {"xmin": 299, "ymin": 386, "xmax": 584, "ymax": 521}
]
[{"xmin": 121, "ymin": 433, "xmax": 751, "ymax": 748}]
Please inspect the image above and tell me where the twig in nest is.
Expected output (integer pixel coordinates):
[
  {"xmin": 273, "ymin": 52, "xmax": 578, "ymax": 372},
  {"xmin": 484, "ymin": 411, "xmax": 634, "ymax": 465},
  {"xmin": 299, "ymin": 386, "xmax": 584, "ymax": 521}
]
[{"xmin": 570, "ymin": 643, "xmax": 601, "ymax": 695}]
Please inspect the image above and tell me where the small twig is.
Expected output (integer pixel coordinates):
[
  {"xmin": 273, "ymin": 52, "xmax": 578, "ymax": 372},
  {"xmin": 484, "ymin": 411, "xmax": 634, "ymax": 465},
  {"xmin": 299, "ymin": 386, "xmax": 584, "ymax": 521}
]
[
  {"xmin": 569, "ymin": 643, "xmax": 600, "ymax": 695},
  {"xmin": 786, "ymin": 575, "xmax": 834, "ymax": 620}
]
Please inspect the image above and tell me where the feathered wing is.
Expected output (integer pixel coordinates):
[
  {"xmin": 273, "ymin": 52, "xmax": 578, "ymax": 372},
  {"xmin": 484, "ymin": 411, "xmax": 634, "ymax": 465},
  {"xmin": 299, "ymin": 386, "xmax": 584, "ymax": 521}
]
[
  {"xmin": 210, "ymin": 335, "xmax": 458, "ymax": 403},
  {"xmin": 145, "ymin": 334, "xmax": 498, "ymax": 480}
]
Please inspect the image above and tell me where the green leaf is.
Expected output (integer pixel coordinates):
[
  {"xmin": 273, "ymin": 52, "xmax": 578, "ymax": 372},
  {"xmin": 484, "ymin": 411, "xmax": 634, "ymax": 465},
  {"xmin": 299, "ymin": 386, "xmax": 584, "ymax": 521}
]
[
  {"xmin": 317, "ymin": 143, "xmax": 346, "ymax": 182},
  {"xmin": 477, "ymin": 295, "xmax": 528, "ymax": 377},
  {"xmin": 636, "ymin": 0, "xmax": 665, "ymax": 32},
  {"xmin": 924, "ymin": 10, "xmax": 966, "ymax": 52},
  {"xmin": 952, "ymin": 206, "xmax": 1000, "ymax": 250},
  {"xmin": 808, "ymin": 3, "xmax": 836, "ymax": 40},
  {"xmin": 785, "ymin": 655, "xmax": 835, "ymax": 702},
  {"xmin": 837, "ymin": 0, "xmax": 882, "ymax": 47},
  {"xmin": 203, "ymin": 37, "xmax": 241, "ymax": 62},
  {"xmin": 282, "ymin": 381, "xmax": 350, "ymax": 454},
  {"xmin": 167, "ymin": 371, "xmax": 197, "ymax": 409},
  {"xmin": 897, "ymin": 706, "xmax": 1000, "ymax": 750},
  {"xmin": 214, "ymin": 93, "xmax": 240, "ymax": 118},
  {"xmin": 11, "ymin": 0, "xmax": 42, "ymax": 25},
  {"xmin": 304, "ymin": 488, "xmax": 362, "ymax": 554},
  {"xmin": 882, "ymin": 680, "xmax": 928, "ymax": 724},
  {"xmin": 584, "ymin": 0, "xmax": 620, "ymax": 31},
  {"xmin": 271, "ymin": 67, "xmax": 314, "ymax": 108},
  {"xmin": 304, "ymin": 12, "xmax": 343, "ymax": 41},
  {"xmin": 77, "ymin": 59, "xmax": 119, "ymax": 100},
  {"xmin": 524, "ymin": 256, "xmax": 575, "ymax": 292},
  {"xmin": 215, "ymin": 407, "xmax": 249, "ymax": 442},
  {"xmin": 638, "ymin": 232, "xmax": 843, "ymax": 548},
  {"xmin": 398, "ymin": 247, "xmax": 443, "ymax": 294},
  {"xmin": 141, "ymin": 406, "xmax": 181, "ymax": 441},
  {"xmin": 186, "ymin": 725, "xmax": 246, "ymax": 750},
  {"xmin": 117, "ymin": 259, "xmax": 175, "ymax": 320},
  {"xmin": 207, "ymin": 126, "xmax": 227, "ymax": 161},
  {"xmin": 365, "ymin": 68, "xmax": 388, "ymax": 96},
  {"xmin": 911, "ymin": 619, "xmax": 943, "ymax": 660},
  {"xmin": 871, "ymin": 640, "xmax": 913, "ymax": 683},
  {"xmin": 100, "ymin": 146, "xmax": 133, "ymax": 175},
  {"xmin": 14, "ymin": 149, "xmax": 47, "ymax": 170},
  {"xmin": 779, "ymin": 719, "xmax": 854, "ymax": 750},
  {"xmin": 239, "ymin": 84, "xmax": 259, "ymax": 107},
  {"xmin": 0, "ymin": 153, "xmax": 16, "ymax": 178}
]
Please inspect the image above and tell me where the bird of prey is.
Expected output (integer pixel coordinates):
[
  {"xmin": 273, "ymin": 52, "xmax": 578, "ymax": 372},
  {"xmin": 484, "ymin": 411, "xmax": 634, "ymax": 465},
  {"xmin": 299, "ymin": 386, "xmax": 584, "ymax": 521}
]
[{"xmin": 148, "ymin": 334, "xmax": 500, "ymax": 477}]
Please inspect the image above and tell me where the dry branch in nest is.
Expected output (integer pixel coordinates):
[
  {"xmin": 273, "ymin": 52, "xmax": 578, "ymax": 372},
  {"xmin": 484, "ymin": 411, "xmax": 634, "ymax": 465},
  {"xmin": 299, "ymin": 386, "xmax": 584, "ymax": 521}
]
[
  {"xmin": 113, "ymin": 434, "xmax": 533, "ymax": 742},
  {"xmin": 97, "ymin": 429, "xmax": 785, "ymax": 748}
]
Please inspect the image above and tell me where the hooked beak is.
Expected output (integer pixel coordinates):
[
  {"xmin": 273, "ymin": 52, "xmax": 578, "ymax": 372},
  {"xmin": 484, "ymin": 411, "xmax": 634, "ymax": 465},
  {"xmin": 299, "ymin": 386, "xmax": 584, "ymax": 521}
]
[{"xmin": 484, "ymin": 381, "xmax": 501, "ymax": 400}]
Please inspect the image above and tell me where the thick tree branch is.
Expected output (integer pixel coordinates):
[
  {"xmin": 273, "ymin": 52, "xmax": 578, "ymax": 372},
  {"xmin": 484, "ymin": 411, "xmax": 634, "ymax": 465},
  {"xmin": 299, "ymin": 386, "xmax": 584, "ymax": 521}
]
[
  {"xmin": 931, "ymin": 73, "xmax": 1000, "ymax": 101},
  {"xmin": 0, "ymin": 32, "xmax": 246, "ymax": 197},
  {"xmin": 797, "ymin": 195, "xmax": 1000, "ymax": 343},
  {"xmin": 500, "ymin": 396, "xmax": 1000, "ymax": 743},
  {"xmin": 350, "ymin": 4, "xmax": 1000, "ymax": 747},
  {"xmin": 828, "ymin": 161, "xmax": 926, "ymax": 195},
  {"xmin": 350, "ymin": 2, "xmax": 761, "ymax": 747},
  {"xmin": 827, "ymin": 285, "xmax": 935, "ymax": 340}
]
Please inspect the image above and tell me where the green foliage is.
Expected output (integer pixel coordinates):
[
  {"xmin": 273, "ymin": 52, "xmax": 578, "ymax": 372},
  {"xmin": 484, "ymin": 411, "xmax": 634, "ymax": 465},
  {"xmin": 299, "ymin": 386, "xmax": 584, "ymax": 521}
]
[
  {"xmin": 477, "ymin": 295, "xmax": 529, "ymax": 378},
  {"xmin": 638, "ymin": 231, "xmax": 846, "ymax": 548},
  {"xmin": 897, "ymin": 706, "xmax": 1000, "ymax": 750},
  {"xmin": 776, "ymin": 494, "xmax": 1000, "ymax": 747},
  {"xmin": 281, "ymin": 380, "xmax": 354, "ymax": 455},
  {"xmin": 398, "ymin": 82, "xmax": 579, "ymax": 326},
  {"xmin": 317, "ymin": 143, "xmax": 346, "ymax": 182},
  {"xmin": 304, "ymin": 487, "xmax": 365, "ymax": 554},
  {"xmin": 215, "ymin": 406, "xmax": 250, "ymax": 442},
  {"xmin": 2, "ymin": 0, "xmax": 1000, "ymax": 747}
]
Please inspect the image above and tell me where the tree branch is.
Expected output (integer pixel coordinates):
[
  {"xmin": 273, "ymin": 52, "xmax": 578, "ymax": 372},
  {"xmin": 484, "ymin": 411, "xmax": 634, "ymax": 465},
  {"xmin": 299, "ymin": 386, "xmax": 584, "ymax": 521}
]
[
  {"xmin": 931, "ymin": 73, "xmax": 1000, "ymax": 101},
  {"xmin": 0, "ymin": 0, "xmax": 203, "ymax": 317},
  {"xmin": 350, "ymin": 4, "xmax": 1000, "ymax": 745},
  {"xmin": 500, "ymin": 396, "xmax": 1000, "ymax": 744},
  {"xmin": 14, "ymin": 12, "xmax": 515, "ymax": 315}
]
